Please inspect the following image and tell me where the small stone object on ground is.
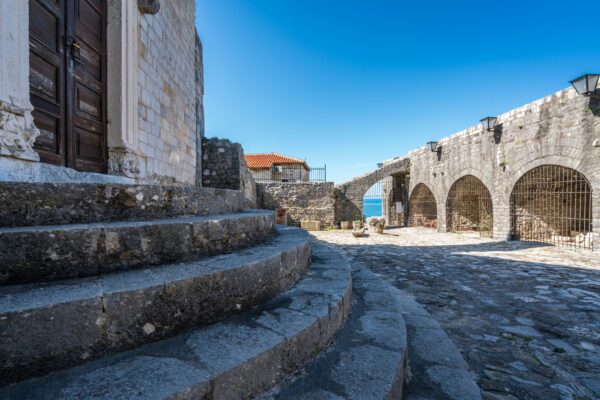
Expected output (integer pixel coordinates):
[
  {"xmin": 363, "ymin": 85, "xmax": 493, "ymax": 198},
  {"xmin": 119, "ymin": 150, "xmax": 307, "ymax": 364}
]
[
  {"xmin": 340, "ymin": 221, "xmax": 352, "ymax": 230},
  {"xmin": 369, "ymin": 217, "xmax": 385, "ymax": 233},
  {"xmin": 353, "ymin": 220, "xmax": 362, "ymax": 229},
  {"xmin": 301, "ymin": 220, "xmax": 321, "ymax": 231},
  {"xmin": 352, "ymin": 228, "xmax": 369, "ymax": 237}
]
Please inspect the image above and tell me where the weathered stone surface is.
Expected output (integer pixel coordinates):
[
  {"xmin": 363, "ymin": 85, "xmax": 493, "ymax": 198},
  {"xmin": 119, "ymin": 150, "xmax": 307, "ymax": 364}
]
[
  {"xmin": 0, "ymin": 242, "xmax": 351, "ymax": 399},
  {"xmin": 0, "ymin": 182, "xmax": 243, "ymax": 227},
  {"xmin": 0, "ymin": 227, "xmax": 311, "ymax": 385},
  {"xmin": 0, "ymin": 101, "xmax": 40, "ymax": 161},
  {"xmin": 314, "ymin": 227, "xmax": 600, "ymax": 400},
  {"xmin": 258, "ymin": 182, "xmax": 336, "ymax": 227},
  {"xmin": 258, "ymin": 258, "xmax": 408, "ymax": 400},
  {"xmin": 201, "ymin": 137, "xmax": 257, "ymax": 207},
  {"xmin": 0, "ymin": 210, "xmax": 275, "ymax": 284}
]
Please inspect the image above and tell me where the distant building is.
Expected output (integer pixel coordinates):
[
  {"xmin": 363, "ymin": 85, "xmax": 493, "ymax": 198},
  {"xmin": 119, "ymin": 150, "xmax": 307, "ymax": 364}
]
[{"xmin": 245, "ymin": 153, "xmax": 310, "ymax": 182}]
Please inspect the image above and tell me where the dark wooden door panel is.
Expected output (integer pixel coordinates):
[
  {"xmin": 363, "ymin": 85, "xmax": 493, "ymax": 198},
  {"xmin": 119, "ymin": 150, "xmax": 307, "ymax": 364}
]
[
  {"xmin": 29, "ymin": 0, "xmax": 66, "ymax": 166},
  {"xmin": 70, "ymin": 0, "xmax": 107, "ymax": 172},
  {"xmin": 29, "ymin": 0, "xmax": 106, "ymax": 172}
]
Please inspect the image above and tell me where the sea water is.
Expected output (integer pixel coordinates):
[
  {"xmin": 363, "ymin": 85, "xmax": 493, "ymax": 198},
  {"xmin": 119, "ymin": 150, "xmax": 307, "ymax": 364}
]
[{"xmin": 363, "ymin": 198, "xmax": 382, "ymax": 217}]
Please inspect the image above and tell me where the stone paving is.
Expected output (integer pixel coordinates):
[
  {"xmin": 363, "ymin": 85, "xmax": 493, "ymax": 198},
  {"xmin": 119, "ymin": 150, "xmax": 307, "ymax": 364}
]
[{"xmin": 312, "ymin": 227, "xmax": 600, "ymax": 400}]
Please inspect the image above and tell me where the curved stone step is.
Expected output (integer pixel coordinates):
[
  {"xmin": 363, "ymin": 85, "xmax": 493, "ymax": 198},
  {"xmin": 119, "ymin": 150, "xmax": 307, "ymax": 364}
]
[
  {"xmin": 390, "ymin": 286, "xmax": 482, "ymax": 400},
  {"xmin": 0, "ymin": 182, "xmax": 244, "ymax": 228},
  {"xmin": 0, "ymin": 210, "xmax": 275, "ymax": 284},
  {"xmin": 0, "ymin": 227, "xmax": 311, "ymax": 385},
  {"xmin": 258, "ymin": 257, "xmax": 409, "ymax": 400},
  {"xmin": 0, "ymin": 242, "xmax": 352, "ymax": 399}
]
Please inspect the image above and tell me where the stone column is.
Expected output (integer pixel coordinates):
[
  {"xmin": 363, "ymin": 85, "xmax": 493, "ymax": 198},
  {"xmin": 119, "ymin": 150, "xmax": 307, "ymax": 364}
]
[
  {"xmin": 0, "ymin": 0, "xmax": 40, "ymax": 161},
  {"xmin": 106, "ymin": 0, "xmax": 141, "ymax": 178}
]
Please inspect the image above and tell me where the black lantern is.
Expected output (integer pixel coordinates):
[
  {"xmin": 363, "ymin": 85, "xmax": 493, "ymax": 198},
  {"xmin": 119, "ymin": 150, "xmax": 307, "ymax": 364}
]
[
  {"xmin": 570, "ymin": 74, "xmax": 599, "ymax": 96},
  {"xmin": 480, "ymin": 116, "xmax": 498, "ymax": 132},
  {"xmin": 427, "ymin": 141, "xmax": 438, "ymax": 152}
]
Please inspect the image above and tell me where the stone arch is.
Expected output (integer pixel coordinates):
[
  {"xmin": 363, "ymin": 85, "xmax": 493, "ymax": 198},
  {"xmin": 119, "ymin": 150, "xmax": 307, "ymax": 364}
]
[
  {"xmin": 510, "ymin": 164, "xmax": 593, "ymax": 249},
  {"xmin": 335, "ymin": 157, "xmax": 410, "ymax": 223},
  {"xmin": 408, "ymin": 183, "xmax": 437, "ymax": 228},
  {"xmin": 446, "ymin": 175, "xmax": 493, "ymax": 237}
]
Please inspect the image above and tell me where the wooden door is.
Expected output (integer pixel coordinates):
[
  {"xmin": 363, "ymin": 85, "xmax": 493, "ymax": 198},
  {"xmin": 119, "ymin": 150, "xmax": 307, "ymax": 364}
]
[{"xmin": 29, "ymin": 0, "xmax": 107, "ymax": 172}]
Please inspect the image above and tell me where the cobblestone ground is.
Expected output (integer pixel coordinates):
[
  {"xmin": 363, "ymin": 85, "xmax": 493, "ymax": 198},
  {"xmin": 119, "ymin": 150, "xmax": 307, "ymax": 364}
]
[{"xmin": 312, "ymin": 227, "xmax": 600, "ymax": 400}]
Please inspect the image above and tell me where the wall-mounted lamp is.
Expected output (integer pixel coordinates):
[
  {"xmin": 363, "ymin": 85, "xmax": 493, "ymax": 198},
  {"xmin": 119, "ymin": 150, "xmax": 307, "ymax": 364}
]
[
  {"xmin": 570, "ymin": 74, "xmax": 599, "ymax": 96},
  {"xmin": 427, "ymin": 141, "xmax": 439, "ymax": 152},
  {"xmin": 480, "ymin": 117, "xmax": 498, "ymax": 132}
]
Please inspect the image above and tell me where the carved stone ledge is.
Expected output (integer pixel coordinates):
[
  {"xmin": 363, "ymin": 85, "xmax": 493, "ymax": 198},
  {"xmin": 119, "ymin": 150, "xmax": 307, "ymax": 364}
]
[
  {"xmin": 108, "ymin": 147, "xmax": 144, "ymax": 178},
  {"xmin": 138, "ymin": 0, "xmax": 160, "ymax": 14},
  {"xmin": 0, "ymin": 101, "xmax": 40, "ymax": 162}
]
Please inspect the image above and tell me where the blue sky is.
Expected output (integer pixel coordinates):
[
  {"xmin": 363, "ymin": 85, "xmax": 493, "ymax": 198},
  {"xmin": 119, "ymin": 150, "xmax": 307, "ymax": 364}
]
[{"xmin": 195, "ymin": 0, "xmax": 600, "ymax": 184}]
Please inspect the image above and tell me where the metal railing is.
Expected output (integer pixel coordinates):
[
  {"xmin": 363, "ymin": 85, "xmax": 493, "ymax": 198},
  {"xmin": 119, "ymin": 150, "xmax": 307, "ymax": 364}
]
[
  {"xmin": 251, "ymin": 165, "xmax": 327, "ymax": 183},
  {"xmin": 309, "ymin": 166, "xmax": 327, "ymax": 182}
]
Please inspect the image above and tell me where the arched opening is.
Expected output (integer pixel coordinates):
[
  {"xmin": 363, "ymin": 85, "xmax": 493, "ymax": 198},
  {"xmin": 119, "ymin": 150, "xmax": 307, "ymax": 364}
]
[
  {"xmin": 363, "ymin": 180, "xmax": 383, "ymax": 218},
  {"xmin": 408, "ymin": 184, "xmax": 437, "ymax": 228},
  {"xmin": 510, "ymin": 165, "xmax": 593, "ymax": 250},
  {"xmin": 446, "ymin": 175, "xmax": 493, "ymax": 237}
]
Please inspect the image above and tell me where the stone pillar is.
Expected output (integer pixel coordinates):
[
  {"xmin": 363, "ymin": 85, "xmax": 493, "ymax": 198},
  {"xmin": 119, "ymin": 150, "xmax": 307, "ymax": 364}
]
[
  {"xmin": 0, "ymin": 0, "xmax": 40, "ymax": 161},
  {"xmin": 437, "ymin": 199, "xmax": 447, "ymax": 233},
  {"xmin": 592, "ymin": 190, "xmax": 600, "ymax": 253},
  {"xmin": 106, "ymin": 0, "xmax": 141, "ymax": 178},
  {"xmin": 382, "ymin": 176, "xmax": 393, "ymax": 225},
  {"xmin": 493, "ymin": 201, "xmax": 511, "ymax": 241}
]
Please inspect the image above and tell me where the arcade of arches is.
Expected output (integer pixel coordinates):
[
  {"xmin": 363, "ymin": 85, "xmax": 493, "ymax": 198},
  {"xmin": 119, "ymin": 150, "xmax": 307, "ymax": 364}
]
[
  {"xmin": 338, "ymin": 160, "xmax": 594, "ymax": 250},
  {"xmin": 398, "ymin": 166, "xmax": 593, "ymax": 249}
]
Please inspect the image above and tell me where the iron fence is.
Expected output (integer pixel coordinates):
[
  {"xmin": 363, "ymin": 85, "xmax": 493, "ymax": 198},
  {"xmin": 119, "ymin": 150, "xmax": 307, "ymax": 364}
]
[
  {"xmin": 510, "ymin": 164, "xmax": 593, "ymax": 250},
  {"xmin": 309, "ymin": 166, "xmax": 327, "ymax": 182}
]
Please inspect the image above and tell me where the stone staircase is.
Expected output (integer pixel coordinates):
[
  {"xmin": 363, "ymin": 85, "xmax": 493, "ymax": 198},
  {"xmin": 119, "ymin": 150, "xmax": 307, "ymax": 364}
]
[{"xmin": 0, "ymin": 183, "xmax": 410, "ymax": 399}]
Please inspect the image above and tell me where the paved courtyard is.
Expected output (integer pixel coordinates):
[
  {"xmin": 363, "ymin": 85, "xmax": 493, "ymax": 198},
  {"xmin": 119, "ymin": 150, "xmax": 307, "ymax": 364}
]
[{"xmin": 312, "ymin": 228, "xmax": 600, "ymax": 400}]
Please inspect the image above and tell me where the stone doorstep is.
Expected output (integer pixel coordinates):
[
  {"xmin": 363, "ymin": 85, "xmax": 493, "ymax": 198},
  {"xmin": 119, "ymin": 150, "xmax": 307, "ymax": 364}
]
[
  {"xmin": 257, "ymin": 262, "xmax": 409, "ymax": 400},
  {"xmin": 0, "ymin": 242, "xmax": 352, "ymax": 400},
  {"xmin": 0, "ymin": 227, "xmax": 311, "ymax": 386},
  {"xmin": 0, "ymin": 181, "xmax": 245, "ymax": 228},
  {"xmin": 0, "ymin": 210, "xmax": 276, "ymax": 285}
]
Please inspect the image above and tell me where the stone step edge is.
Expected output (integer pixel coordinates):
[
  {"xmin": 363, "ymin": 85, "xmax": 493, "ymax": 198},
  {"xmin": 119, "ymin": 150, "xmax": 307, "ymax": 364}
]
[
  {"xmin": 257, "ymin": 255, "xmax": 409, "ymax": 400},
  {"xmin": 0, "ymin": 182, "xmax": 244, "ymax": 228},
  {"xmin": 0, "ymin": 227, "xmax": 310, "ymax": 386},
  {"xmin": 385, "ymin": 279, "xmax": 482, "ymax": 400},
  {"xmin": 0, "ymin": 210, "xmax": 276, "ymax": 285},
  {"xmin": 0, "ymin": 242, "xmax": 353, "ymax": 400}
]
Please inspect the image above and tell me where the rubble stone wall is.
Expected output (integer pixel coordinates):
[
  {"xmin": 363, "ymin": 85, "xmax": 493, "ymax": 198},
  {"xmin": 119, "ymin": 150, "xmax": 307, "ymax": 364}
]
[
  {"xmin": 202, "ymin": 137, "xmax": 256, "ymax": 207},
  {"xmin": 257, "ymin": 182, "xmax": 336, "ymax": 228}
]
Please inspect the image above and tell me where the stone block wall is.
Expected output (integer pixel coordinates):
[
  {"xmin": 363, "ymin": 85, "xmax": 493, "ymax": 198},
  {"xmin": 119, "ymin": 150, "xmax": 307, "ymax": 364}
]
[
  {"xmin": 137, "ymin": 0, "xmax": 198, "ymax": 184},
  {"xmin": 406, "ymin": 87, "xmax": 600, "ymax": 248},
  {"xmin": 257, "ymin": 182, "xmax": 336, "ymax": 228},
  {"xmin": 202, "ymin": 137, "xmax": 257, "ymax": 207},
  {"xmin": 194, "ymin": 33, "xmax": 205, "ymax": 187}
]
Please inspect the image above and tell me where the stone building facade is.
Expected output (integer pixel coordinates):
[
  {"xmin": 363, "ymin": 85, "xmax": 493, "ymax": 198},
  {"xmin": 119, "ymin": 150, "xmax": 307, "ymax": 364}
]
[
  {"xmin": 0, "ymin": 0, "xmax": 203, "ymax": 185},
  {"xmin": 336, "ymin": 85, "xmax": 599, "ymax": 250},
  {"xmin": 376, "ymin": 87, "xmax": 600, "ymax": 250}
]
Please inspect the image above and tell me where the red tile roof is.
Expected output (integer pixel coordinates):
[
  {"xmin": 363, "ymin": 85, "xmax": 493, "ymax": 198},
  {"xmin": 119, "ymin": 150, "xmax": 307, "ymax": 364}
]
[{"xmin": 244, "ymin": 153, "xmax": 309, "ymax": 170}]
